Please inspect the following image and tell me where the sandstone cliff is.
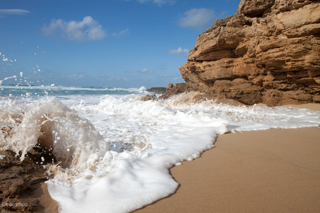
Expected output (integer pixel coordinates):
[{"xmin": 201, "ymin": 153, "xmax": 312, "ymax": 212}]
[{"xmin": 170, "ymin": 0, "xmax": 320, "ymax": 106}]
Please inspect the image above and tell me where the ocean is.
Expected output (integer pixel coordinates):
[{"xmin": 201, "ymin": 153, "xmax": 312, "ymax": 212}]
[{"xmin": 1, "ymin": 85, "xmax": 320, "ymax": 212}]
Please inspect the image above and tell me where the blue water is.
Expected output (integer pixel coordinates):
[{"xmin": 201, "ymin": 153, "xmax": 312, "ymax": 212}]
[{"xmin": 0, "ymin": 85, "xmax": 148, "ymax": 98}]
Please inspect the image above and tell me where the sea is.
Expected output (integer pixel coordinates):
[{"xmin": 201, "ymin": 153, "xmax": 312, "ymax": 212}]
[{"xmin": 1, "ymin": 84, "xmax": 320, "ymax": 213}]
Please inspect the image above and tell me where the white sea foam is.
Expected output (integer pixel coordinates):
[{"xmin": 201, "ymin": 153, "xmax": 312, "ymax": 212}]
[
  {"xmin": 0, "ymin": 91, "xmax": 319, "ymax": 213},
  {"xmin": 0, "ymin": 97, "xmax": 107, "ymax": 171}
]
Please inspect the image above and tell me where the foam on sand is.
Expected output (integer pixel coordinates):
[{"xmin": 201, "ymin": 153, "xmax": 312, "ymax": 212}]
[{"xmin": 1, "ymin": 92, "xmax": 319, "ymax": 212}]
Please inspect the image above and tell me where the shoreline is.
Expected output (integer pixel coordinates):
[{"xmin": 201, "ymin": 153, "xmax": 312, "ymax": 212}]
[
  {"xmin": 1, "ymin": 104, "xmax": 319, "ymax": 212},
  {"xmin": 135, "ymin": 104, "xmax": 320, "ymax": 212}
]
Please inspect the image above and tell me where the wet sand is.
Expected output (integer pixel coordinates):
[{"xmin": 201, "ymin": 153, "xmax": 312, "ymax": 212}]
[
  {"xmin": 37, "ymin": 183, "xmax": 59, "ymax": 213},
  {"xmin": 135, "ymin": 104, "xmax": 320, "ymax": 213},
  {"xmin": 0, "ymin": 149, "xmax": 59, "ymax": 213}
]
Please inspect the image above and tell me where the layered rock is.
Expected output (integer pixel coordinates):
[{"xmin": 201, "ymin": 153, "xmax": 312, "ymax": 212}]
[{"xmin": 176, "ymin": 0, "xmax": 320, "ymax": 106}]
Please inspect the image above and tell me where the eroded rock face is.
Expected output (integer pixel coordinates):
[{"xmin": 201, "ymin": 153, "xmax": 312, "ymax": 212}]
[{"xmin": 178, "ymin": 0, "xmax": 320, "ymax": 106}]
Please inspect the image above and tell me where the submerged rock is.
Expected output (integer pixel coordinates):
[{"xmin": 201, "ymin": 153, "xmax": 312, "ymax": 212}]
[{"xmin": 166, "ymin": 0, "xmax": 320, "ymax": 106}]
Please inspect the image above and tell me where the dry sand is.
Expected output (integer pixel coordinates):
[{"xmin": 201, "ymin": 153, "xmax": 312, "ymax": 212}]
[{"xmin": 135, "ymin": 104, "xmax": 320, "ymax": 213}]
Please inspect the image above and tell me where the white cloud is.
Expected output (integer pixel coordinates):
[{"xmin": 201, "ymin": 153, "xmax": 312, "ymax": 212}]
[
  {"xmin": 42, "ymin": 16, "xmax": 106, "ymax": 41},
  {"xmin": 126, "ymin": 68, "xmax": 154, "ymax": 76},
  {"xmin": 139, "ymin": 68, "xmax": 153, "ymax": 74},
  {"xmin": 178, "ymin": 8, "xmax": 215, "ymax": 29},
  {"xmin": 110, "ymin": 29, "xmax": 130, "ymax": 37},
  {"xmin": 136, "ymin": 0, "xmax": 175, "ymax": 6},
  {"xmin": 0, "ymin": 9, "xmax": 30, "ymax": 16},
  {"xmin": 153, "ymin": 0, "xmax": 175, "ymax": 6},
  {"xmin": 168, "ymin": 47, "xmax": 189, "ymax": 55},
  {"xmin": 159, "ymin": 72, "xmax": 184, "ymax": 83},
  {"xmin": 68, "ymin": 74, "xmax": 85, "ymax": 80}
]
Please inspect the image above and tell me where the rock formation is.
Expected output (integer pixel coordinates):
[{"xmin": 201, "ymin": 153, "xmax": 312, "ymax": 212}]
[
  {"xmin": 169, "ymin": 0, "xmax": 320, "ymax": 106},
  {"xmin": 146, "ymin": 87, "xmax": 167, "ymax": 94}
]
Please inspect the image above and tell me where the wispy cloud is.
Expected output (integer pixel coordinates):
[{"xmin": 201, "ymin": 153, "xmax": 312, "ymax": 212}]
[
  {"xmin": 168, "ymin": 47, "xmax": 189, "ymax": 55},
  {"xmin": 110, "ymin": 29, "xmax": 130, "ymax": 37},
  {"xmin": 42, "ymin": 16, "xmax": 106, "ymax": 41},
  {"xmin": 68, "ymin": 74, "xmax": 85, "ymax": 80},
  {"xmin": 178, "ymin": 8, "xmax": 215, "ymax": 29},
  {"xmin": 0, "ymin": 9, "xmax": 30, "ymax": 16},
  {"xmin": 160, "ymin": 73, "xmax": 184, "ymax": 83},
  {"xmin": 138, "ymin": 68, "xmax": 153, "ymax": 74},
  {"xmin": 126, "ymin": 68, "xmax": 154, "ymax": 76},
  {"xmin": 129, "ymin": 0, "xmax": 175, "ymax": 6}
]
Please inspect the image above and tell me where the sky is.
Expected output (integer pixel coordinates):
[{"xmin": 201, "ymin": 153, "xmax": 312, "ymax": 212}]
[{"xmin": 1, "ymin": 0, "xmax": 240, "ymax": 88}]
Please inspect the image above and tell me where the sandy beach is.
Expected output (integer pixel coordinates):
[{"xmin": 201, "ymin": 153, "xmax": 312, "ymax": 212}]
[
  {"xmin": 15, "ymin": 104, "xmax": 320, "ymax": 212},
  {"xmin": 2, "ymin": 0, "xmax": 320, "ymax": 211},
  {"xmin": 135, "ymin": 104, "xmax": 320, "ymax": 213}
]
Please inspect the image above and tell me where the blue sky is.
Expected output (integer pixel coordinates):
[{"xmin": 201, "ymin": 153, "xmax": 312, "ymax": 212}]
[{"xmin": 1, "ymin": 0, "xmax": 240, "ymax": 88}]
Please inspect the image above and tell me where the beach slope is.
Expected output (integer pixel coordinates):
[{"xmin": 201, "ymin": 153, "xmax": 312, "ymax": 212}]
[{"xmin": 136, "ymin": 104, "xmax": 320, "ymax": 213}]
